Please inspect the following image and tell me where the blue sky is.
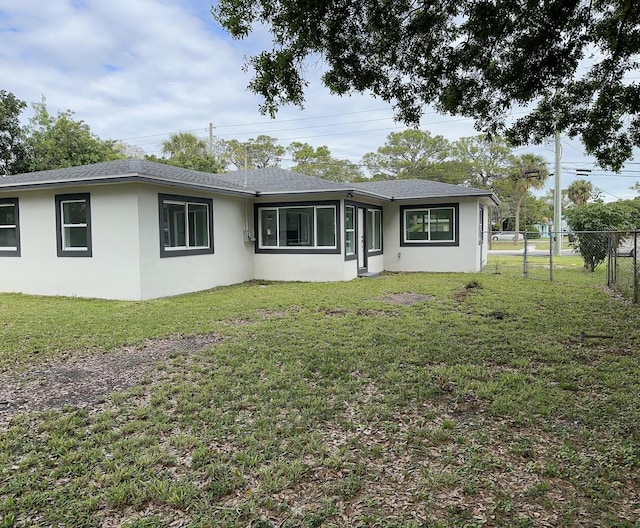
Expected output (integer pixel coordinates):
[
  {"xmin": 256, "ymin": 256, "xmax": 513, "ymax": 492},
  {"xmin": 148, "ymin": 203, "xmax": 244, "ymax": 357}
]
[{"xmin": 1, "ymin": 0, "xmax": 639, "ymax": 200}]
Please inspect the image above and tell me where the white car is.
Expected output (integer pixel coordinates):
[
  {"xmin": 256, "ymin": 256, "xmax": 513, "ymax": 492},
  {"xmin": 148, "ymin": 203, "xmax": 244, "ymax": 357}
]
[
  {"xmin": 616, "ymin": 238, "xmax": 637, "ymax": 258},
  {"xmin": 492, "ymin": 232, "xmax": 517, "ymax": 241}
]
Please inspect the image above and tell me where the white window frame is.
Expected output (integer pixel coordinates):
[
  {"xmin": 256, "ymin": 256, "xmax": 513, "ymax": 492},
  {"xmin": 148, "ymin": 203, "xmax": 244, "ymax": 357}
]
[
  {"xmin": 367, "ymin": 208, "xmax": 382, "ymax": 252},
  {"xmin": 55, "ymin": 193, "xmax": 92, "ymax": 257},
  {"xmin": 345, "ymin": 204, "xmax": 356, "ymax": 257},
  {"xmin": 61, "ymin": 200, "xmax": 88, "ymax": 250},
  {"xmin": 256, "ymin": 202, "xmax": 339, "ymax": 252},
  {"xmin": 401, "ymin": 204, "xmax": 458, "ymax": 246},
  {"xmin": 159, "ymin": 194, "xmax": 213, "ymax": 258}
]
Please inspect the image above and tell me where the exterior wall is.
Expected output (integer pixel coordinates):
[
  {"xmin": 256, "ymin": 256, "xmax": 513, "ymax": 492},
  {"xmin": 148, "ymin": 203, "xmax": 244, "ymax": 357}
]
[
  {"xmin": 0, "ymin": 183, "xmax": 493, "ymax": 300},
  {"xmin": 367, "ymin": 254, "xmax": 385, "ymax": 274},
  {"xmin": 0, "ymin": 185, "xmax": 143, "ymax": 299},
  {"xmin": 383, "ymin": 198, "xmax": 485, "ymax": 273},
  {"xmin": 137, "ymin": 186, "xmax": 255, "ymax": 300},
  {"xmin": 0, "ymin": 183, "xmax": 257, "ymax": 300},
  {"xmin": 254, "ymin": 252, "xmax": 350, "ymax": 282},
  {"xmin": 253, "ymin": 195, "xmax": 358, "ymax": 283}
]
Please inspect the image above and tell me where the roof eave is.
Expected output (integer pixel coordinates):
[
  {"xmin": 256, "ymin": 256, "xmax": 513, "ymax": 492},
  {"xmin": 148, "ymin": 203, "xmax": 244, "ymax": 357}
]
[{"xmin": 0, "ymin": 173, "xmax": 256, "ymax": 197}]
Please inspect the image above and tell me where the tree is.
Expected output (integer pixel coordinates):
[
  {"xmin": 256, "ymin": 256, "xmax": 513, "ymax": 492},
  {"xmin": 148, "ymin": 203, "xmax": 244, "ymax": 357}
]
[
  {"xmin": 450, "ymin": 135, "xmax": 514, "ymax": 188},
  {"xmin": 222, "ymin": 135, "xmax": 284, "ymax": 170},
  {"xmin": 508, "ymin": 154, "xmax": 549, "ymax": 242},
  {"xmin": 114, "ymin": 141, "xmax": 147, "ymax": 160},
  {"xmin": 567, "ymin": 179, "xmax": 594, "ymax": 206},
  {"xmin": 161, "ymin": 132, "xmax": 208, "ymax": 159},
  {"xmin": 214, "ymin": 0, "xmax": 640, "ymax": 170},
  {"xmin": 288, "ymin": 142, "xmax": 362, "ymax": 182},
  {"xmin": 24, "ymin": 99, "xmax": 123, "ymax": 172},
  {"xmin": 0, "ymin": 90, "xmax": 28, "ymax": 175},
  {"xmin": 566, "ymin": 200, "xmax": 640, "ymax": 271},
  {"xmin": 156, "ymin": 132, "xmax": 226, "ymax": 173},
  {"xmin": 362, "ymin": 129, "xmax": 459, "ymax": 182}
]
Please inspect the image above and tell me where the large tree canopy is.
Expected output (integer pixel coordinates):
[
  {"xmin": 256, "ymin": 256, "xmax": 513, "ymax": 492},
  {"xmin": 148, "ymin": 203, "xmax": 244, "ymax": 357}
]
[
  {"xmin": 0, "ymin": 90, "xmax": 27, "ymax": 175},
  {"xmin": 25, "ymin": 100, "xmax": 123, "ymax": 172},
  {"xmin": 214, "ymin": 0, "xmax": 640, "ymax": 170},
  {"xmin": 362, "ymin": 129, "xmax": 466, "ymax": 183},
  {"xmin": 288, "ymin": 142, "xmax": 363, "ymax": 182},
  {"xmin": 222, "ymin": 135, "xmax": 285, "ymax": 170}
]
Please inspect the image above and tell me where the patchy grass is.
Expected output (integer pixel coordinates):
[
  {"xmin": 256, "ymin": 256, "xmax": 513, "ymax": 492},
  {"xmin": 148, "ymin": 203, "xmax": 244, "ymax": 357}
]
[{"xmin": 1, "ymin": 274, "xmax": 639, "ymax": 527}]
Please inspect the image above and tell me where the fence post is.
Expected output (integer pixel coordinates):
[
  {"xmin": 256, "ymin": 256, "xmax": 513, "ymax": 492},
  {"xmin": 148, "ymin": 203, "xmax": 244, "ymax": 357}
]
[
  {"xmin": 606, "ymin": 231, "xmax": 612, "ymax": 287},
  {"xmin": 549, "ymin": 232, "xmax": 553, "ymax": 282},
  {"xmin": 523, "ymin": 231, "xmax": 528, "ymax": 277},
  {"xmin": 634, "ymin": 231, "xmax": 638, "ymax": 304}
]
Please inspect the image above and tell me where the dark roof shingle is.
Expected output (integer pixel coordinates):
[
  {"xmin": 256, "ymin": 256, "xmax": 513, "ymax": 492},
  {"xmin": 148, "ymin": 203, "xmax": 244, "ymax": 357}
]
[{"xmin": 0, "ymin": 160, "xmax": 498, "ymax": 203}]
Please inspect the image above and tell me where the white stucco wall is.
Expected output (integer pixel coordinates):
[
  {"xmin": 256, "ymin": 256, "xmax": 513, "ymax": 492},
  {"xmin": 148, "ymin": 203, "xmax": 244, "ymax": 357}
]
[
  {"xmin": 0, "ymin": 184, "xmax": 494, "ymax": 300},
  {"xmin": 0, "ymin": 184, "xmax": 257, "ymax": 300},
  {"xmin": 253, "ymin": 252, "xmax": 349, "ymax": 282},
  {"xmin": 137, "ymin": 186, "xmax": 255, "ymax": 300},
  {"xmin": 383, "ymin": 198, "xmax": 485, "ymax": 273},
  {"xmin": 0, "ymin": 185, "xmax": 143, "ymax": 299}
]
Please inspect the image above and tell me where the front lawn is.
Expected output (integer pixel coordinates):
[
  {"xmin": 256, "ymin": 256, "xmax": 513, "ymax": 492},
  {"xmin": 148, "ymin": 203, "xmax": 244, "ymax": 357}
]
[{"xmin": 1, "ymin": 274, "xmax": 639, "ymax": 527}]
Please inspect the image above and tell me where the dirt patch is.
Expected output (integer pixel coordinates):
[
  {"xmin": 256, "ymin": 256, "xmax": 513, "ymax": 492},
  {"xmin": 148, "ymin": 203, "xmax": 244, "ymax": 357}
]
[
  {"xmin": 0, "ymin": 333, "xmax": 222, "ymax": 426},
  {"xmin": 383, "ymin": 292, "xmax": 435, "ymax": 305}
]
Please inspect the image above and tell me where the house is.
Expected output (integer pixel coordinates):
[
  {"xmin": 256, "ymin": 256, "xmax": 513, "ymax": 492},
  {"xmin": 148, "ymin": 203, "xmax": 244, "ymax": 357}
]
[{"xmin": 0, "ymin": 159, "xmax": 498, "ymax": 300}]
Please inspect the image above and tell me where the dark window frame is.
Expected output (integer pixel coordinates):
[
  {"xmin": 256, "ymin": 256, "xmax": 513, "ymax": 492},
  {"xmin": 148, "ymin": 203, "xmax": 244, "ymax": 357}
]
[
  {"xmin": 0, "ymin": 197, "xmax": 20, "ymax": 257},
  {"xmin": 254, "ymin": 200, "xmax": 341, "ymax": 255},
  {"xmin": 158, "ymin": 193, "xmax": 214, "ymax": 258},
  {"xmin": 55, "ymin": 193, "xmax": 92, "ymax": 258},
  {"xmin": 344, "ymin": 202, "xmax": 357, "ymax": 261},
  {"xmin": 366, "ymin": 206, "xmax": 383, "ymax": 256},
  {"xmin": 400, "ymin": 203, "xmax": 459, "ymax": 247}
]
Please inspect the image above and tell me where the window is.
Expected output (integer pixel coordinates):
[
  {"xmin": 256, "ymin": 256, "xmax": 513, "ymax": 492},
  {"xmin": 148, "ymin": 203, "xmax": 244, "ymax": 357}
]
[
  {"xmin": 0, "ymin": 198, "xmax": 20, "ymax": 256},
  {"xmin": 401, "ymin": 204, "xmax": 459, "ymax": 246},
  {"xmin": 256, "ymin": 202, "xmax": 339, "ymax": 253},
  {"xmin": 159, "ymin": 194, "xmax": 213, "ymax": 257},
  {"xmin": 367, "ymin": 208, "xmax": 382, "ymax": 252},
  {"xmin": 345, "ymin": 205, "xmax": 355, "ymax": 257},
  {"xmin": 55, "ymin": 194, "xmax": 92, "ymax": 257}
]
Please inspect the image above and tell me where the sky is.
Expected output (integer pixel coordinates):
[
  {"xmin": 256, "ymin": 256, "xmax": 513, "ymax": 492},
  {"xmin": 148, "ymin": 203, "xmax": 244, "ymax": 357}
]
[{"xmin": 1, "ymin": 0, "xmax": 639, "ymax": 201}]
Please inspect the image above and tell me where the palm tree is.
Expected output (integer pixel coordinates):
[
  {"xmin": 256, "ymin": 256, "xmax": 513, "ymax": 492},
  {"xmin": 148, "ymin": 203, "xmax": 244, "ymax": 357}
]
[
  {"xmin": 161, "ymin": 132, "xmax": 208, "ymax": 159},
  {"xmin": 567, "ymin": 179, "xmax": 593, "ymax": 206},
  {"xmin": 510, "ymin": 154, "xmax": 549, "ymax": 242}
]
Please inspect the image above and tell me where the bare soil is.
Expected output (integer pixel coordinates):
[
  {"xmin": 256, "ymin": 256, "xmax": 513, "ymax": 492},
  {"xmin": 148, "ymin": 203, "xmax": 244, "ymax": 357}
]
[{"xmin": 0, "ymin": 333, "xmax": 222, "ymax": 427}]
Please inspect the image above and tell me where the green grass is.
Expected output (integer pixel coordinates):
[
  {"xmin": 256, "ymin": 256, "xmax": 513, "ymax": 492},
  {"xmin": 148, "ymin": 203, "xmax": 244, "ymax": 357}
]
[
  {"xmin": 1, "ymin": 274, "xmax": 639, "ymax": 527},
  {"xmin": 486, "ymin": 253, "xmax": 609, "ymax": 287}
]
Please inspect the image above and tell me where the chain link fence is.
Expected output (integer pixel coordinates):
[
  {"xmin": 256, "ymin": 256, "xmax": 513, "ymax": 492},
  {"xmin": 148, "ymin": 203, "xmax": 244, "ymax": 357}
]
[{"xmin": 485, "ymin": 230, "xmax": 639, "ymax": 303}]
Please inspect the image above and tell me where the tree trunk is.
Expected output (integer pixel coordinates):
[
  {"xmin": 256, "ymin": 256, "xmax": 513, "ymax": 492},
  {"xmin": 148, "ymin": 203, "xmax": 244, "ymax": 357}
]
[{"xmin": 514, "ymin": 194, "xmax": 525, "ymax": 243}]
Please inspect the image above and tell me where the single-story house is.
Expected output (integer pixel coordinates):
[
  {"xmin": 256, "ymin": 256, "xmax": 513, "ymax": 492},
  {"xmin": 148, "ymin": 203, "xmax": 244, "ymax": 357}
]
[{"xmin": 0, "ymin": 159, "xmax": 498, "ymax": 300}]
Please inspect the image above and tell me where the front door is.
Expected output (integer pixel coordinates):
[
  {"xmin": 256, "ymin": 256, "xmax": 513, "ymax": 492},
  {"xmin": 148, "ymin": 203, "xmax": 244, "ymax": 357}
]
[{"xmin": 358, "ymin": 207, "xmax": 367, "ymax": 271}]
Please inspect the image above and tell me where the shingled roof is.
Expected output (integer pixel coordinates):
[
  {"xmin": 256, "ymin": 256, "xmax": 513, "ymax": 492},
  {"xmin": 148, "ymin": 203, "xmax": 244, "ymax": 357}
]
[
  {"xmin": 213, "ymin": 167, "xmax": 353, "ymax": 194},
  {"xmin": 0, "ymin": 159, "xmax": 498, "ymax": 203},
  {"xmin": 0, "ymin": 159, "xmax": 253, "ymax": 195},
  {"xmin": 353, "ymin": 179, "xmax": 499, "ymax": 203}
]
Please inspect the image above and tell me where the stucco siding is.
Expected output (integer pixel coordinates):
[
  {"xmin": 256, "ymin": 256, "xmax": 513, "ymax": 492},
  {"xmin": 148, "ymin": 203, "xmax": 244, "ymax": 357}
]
[
  {"xmin": 0, "ymin": 174, "xmax": 495, "ymax": 300},
  {"xmin": 254, "ymin": 252, "xmax": 348, "ymax": 282},
  {"xmin": 383, "ymin": 199, "xmax": 483, "ymax": 273},
  {"xmin": 0, "ymin": 185, "xmax": 142, "ymax": 299},
  {"xmin": 137, "ymin": 186, "xmax": 255, "ymax": 300}
]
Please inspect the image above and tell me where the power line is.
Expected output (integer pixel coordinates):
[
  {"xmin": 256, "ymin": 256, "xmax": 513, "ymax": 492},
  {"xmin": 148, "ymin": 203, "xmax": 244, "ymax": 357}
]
[
  {"xmin": 115, "ymin": 107, "xmax": 395, "ymax": 142},
  {"xmin": 213, "ymin": 116, "xmax": 396, "ymax": 138},
  {"xmin": 213, "ymin": 107, "xmax": 393, "ymax": 128}
]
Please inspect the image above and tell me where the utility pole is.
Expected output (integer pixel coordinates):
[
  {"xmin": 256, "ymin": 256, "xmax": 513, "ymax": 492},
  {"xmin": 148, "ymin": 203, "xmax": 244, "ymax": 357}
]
[
  {"xmin": 553, "ymin": 129, "xmax": 562, "ymax": 257},
  {"xmin": 209, "ymin": 122, "xmax": 214, "ymax": 156}
]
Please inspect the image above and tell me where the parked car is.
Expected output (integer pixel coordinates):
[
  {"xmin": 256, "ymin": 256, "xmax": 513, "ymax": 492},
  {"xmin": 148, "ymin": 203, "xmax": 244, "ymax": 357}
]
[{"xmin": 492, "ymin": 232, "xmax": 516, "ymax": 241}]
